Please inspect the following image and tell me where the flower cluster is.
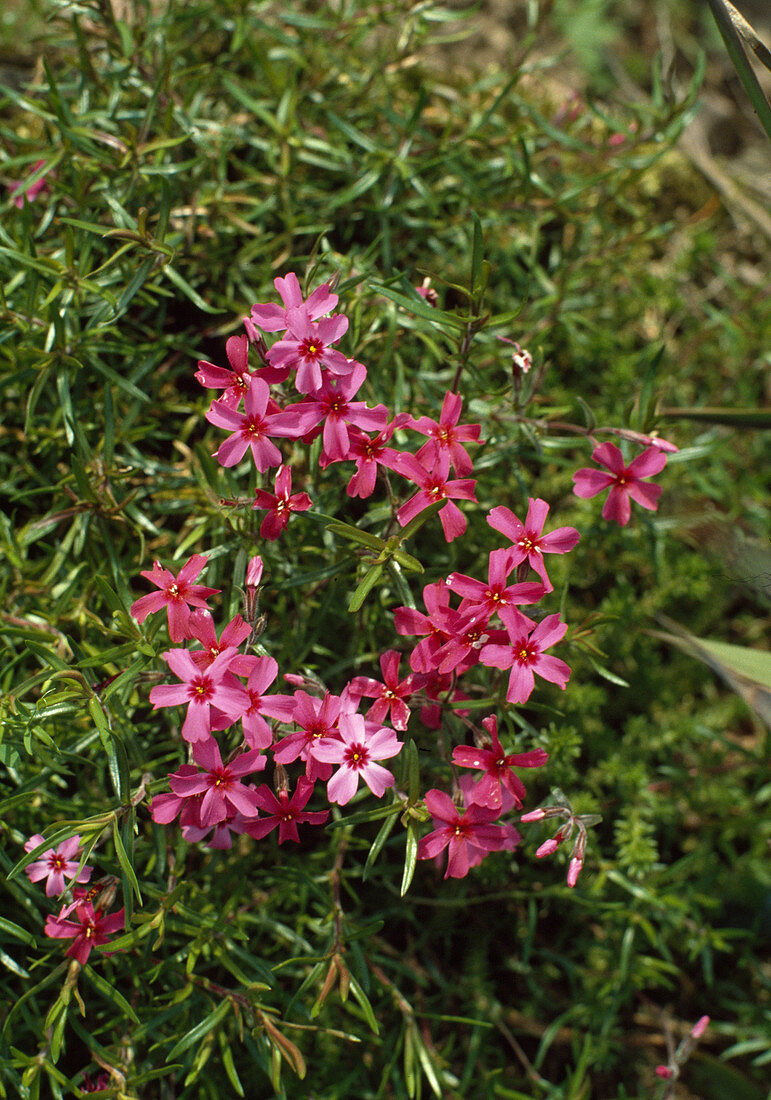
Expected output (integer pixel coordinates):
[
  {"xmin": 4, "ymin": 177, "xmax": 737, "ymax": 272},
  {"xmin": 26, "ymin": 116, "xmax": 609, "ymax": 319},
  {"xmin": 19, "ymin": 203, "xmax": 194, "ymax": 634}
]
[{"xmin": 122, "ymin": 272, "xmax": 675, "ymax": 891}]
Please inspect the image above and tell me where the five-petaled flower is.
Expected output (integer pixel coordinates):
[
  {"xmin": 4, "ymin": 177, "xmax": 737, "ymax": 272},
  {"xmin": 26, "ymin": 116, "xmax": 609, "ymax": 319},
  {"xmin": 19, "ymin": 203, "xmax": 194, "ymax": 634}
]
[
  {"xmin": 149, "ymin": 646, "xmax": 249, "ymax": 743},
  {"xmin": 167, "ymin": 738, "xmax": 265, "ymax": 827},
  {"xmin": 252, "ymin": 465, "xmax": 312, "ymax": 540},
  {"xmin": 314, "ymin": 713, "xmax": 403, "ymax": 805},
  {"xmin": 417, "ymin": 789, "xmax": 520, "ymax": 878},
  {"xmin": 572, "ymin": 443, "xmax": 667, "ymax": 526},
  {"xmin": 44, "ymin": 901, "xmax": 125, "ymax": 964},
  {"xmin": 486, "ymin": 499, "xmax": 580, "ymax": 591},
  {"xmin": 246, "ymin": 777, "xmax": 329, "ymax": 843},
  {"xmin": 451, "ymin": 716, "xmax": 548, "ymax": 811},
  {"xmin": 347, "ymin": 650, "xmax": 424, "ymax": 732},
  {"xmin": 130, "ymin": 554, "xmax": 219, "ymax": 643},
  {"xmin": 480, "ymin": 607, "xmax": 571, "ymax": 705},
  {"xmin": 24, "ymin": 834, "xmax": 92, "ymax": 897}
]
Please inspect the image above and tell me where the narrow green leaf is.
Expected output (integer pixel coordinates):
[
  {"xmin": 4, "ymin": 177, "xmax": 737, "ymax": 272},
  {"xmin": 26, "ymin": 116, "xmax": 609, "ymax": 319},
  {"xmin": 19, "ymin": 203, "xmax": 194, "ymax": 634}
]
[
  {"xmin": 166, "ymin": 998, "xmax": 231, "ymax": 1061},
  {"xmin": 363, "ymin": 805, "xmax": 399, "ymax": 880},
  {"xmin": 401, "ymin": 819, "xmax": 419, "ymax": 897},
  {"xmin": 707, "ymin": 0, "xmax": 771, "ymax": 141},
  {"xmin": 347, "ymin": 974, "xmax": 380, "ymax": 1035},
  {"xmin": 113, "ymin": 818, "xmax": 142, "ymax": 907},
  {"xmin": 164, "ymin": 265, "xmax": 220, "ymax": 313},
  {"xmin": 84, "ymin": 964, "xmax": 141, "ymax": 1024},
  {"xmin": 660, "ymin": 405, "xmax": 771, "ymax": 429},
  {"xmin": 348, "ymin": 562, "xmax": 384, "ymax": 613}
]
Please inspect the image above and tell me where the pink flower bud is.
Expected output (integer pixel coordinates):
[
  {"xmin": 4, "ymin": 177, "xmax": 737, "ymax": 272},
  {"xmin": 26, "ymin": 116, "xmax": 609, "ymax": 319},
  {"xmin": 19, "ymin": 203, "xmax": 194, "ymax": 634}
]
[
  {"xmin": 535, "ymin": 838, "xmax": 560, "ymax": 858},
  {"xmin": 690, "ymin": 1015, "xmax": 709, "ymax": 1039},
  {"xmin": 655, "ymin": 1066, "xmax": 673, "ymax": 1079},
  {"xmin": 246, "ymin": 555, "xmax": 264, "ymax": 587},
  {"xmin": 520, "ymin": 808, "xmax": 546, "ymax": 822},
  {"xmin": 567, "ymin": 855, "xmax": 583, "ymax": 887}
]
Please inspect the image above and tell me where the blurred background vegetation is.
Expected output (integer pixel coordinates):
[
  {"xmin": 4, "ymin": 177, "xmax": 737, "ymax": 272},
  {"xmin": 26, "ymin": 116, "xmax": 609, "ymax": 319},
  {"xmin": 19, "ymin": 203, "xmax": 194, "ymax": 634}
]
[{"xmin": 1, "ymin": 1, "xmax": 768, "ymax": 1097}]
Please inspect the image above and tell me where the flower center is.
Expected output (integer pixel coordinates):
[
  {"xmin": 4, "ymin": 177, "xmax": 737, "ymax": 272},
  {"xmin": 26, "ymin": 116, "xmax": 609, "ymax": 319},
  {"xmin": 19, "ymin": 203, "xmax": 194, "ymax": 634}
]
[
  {"xmin": 429, "ymin": 485, "xmax": 446, "ymax": 500},
  {"xmin": 246, "ymin": 420, "xmax": 263, "ymax": 437},
  {"xmin": 191, "ymin": 677, "xmax": 213, "ymax": 701},
  {"xmin": 301, "ymin": 339, "xmax": 324, "ymax": 360},
  {"xmin": 518, "ymin": 537, "xmax": 535, "ymax": 553},
  {"xmin": 345, "ymin": 743, "xmax": 369, "ymax": 769}
]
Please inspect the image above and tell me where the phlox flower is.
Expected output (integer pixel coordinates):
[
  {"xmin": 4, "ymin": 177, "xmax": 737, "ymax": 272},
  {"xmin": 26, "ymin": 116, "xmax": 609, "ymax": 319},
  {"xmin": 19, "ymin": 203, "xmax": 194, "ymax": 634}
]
[
  {"xmin": 249, "ymin": 272, "xmax": 339, "ymax": 332},
  {"xmin": 486, "ymin": 499, "xmax": 580, "ymax": 591},
  {"xmin": 267, "ymin": 309, "xmax": 352, "ymax": 394},
  {"xmin": 24, "ymin": 834, "xmax": 92, "ymax": 897},
  {"xmin": 205, "ymin": 376, "xmax": 284, "ymax": 470},
  {"xmin": 150, "ymin": 765, "xmax": 203, "ymax": 827},
  {"xmin": 451, "ymin": 716, "xmax": 548, "ymax": 811},
  {"xmin": 347, "ymin": 650, "xmax": 424, "ymax": 732},
  {"xmin": 245, "ymin": 777, "xmax": 329, "ymax": 843},
  {"xmin": 418, "ymin": 670, "xmax": 471, "ymax": 730},
  {"xmin": 44, "ymin": 901, "xmax": 125, "ymax": 964},
  {"xmin": 394, "ymin": 452, "xmax": 477, "ymax": 542},
  {"xmin": 446, "ymin": 547, "xmax": 545, "ymax": 618},
  {"xmin": 393, "ymin": 579, "xmax": 454, "ymax": 674},
  {"xmin": 130, "ymin": 554, "xmax": 219, "ymax": 643},
  {"xmin": 409, "ymin": 391, "xmax": 482, "ymax": 476},
  {"xmin": 314, "ymin": 713, "xmax": 403, "ymax": 805},
  {"xmin": 149, "ymin": 646, "xmax": 249, "ymax": 743},
  {"xmin": 187, "ymin": 609, "xmax": 251, "ymax": 669},
  {"xmin": 252, "ymin": 465, "xmax": 312, "ymax": 540},
  {"xmin": 168, "ymin": 738, "xmax": 264, "ymax": 827},
  {"xmin": 328, "ymin": 414, "xmax": 413, "ymax": 498},
  {"xmin": 417, "ymin": 789, "xmax": 519, "ymax": 879},
  {"xmin": 229, "ymin": 653, "xmax": 295, "ymax": 749},
  {"xmin": 572, "ymin": 443, "xmax": 667, "ymax": 526},
  {"xmin": 195, "ymin": 334, "xmax": 256, "ymax": 409},
  {"xmin": 480, "ymin": 607, "xmax": 570, "ymax": 705},
  {"xmin": 273, "ymin": 690, "xmax": 352, "ymax": 782}
]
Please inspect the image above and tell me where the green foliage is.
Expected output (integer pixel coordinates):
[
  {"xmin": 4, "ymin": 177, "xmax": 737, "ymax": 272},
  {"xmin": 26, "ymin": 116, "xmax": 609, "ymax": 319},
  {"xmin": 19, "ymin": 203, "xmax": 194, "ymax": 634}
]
[{"xmin": 1, "ymin": 0, "xmax": 768, "ymax": 1097}]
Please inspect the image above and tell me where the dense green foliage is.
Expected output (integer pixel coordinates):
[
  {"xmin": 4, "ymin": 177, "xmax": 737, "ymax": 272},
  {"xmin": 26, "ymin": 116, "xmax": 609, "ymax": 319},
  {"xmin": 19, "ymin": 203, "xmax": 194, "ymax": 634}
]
[{"xmin": 1, "ymin": 1, "xmax": 768, "ymax": 1097}]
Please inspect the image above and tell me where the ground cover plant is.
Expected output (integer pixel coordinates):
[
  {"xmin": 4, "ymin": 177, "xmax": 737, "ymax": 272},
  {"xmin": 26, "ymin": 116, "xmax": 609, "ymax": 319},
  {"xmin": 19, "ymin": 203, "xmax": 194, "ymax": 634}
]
[{"xmin": 1, "ymin": 1, "xmax": 769, "ymax": 1097}]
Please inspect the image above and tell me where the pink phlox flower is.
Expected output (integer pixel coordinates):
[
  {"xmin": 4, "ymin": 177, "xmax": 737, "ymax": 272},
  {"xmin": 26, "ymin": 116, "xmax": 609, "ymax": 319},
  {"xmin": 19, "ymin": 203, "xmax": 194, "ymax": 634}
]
[
  {"xmin": 252, "ymin": 465, "xmax": 312, "ymax": 540},
  {"xmin": 232, "ymin": 654, "xmax": 296, "ymax": 749},
  {"xmin": 394, "ymin": 452, "xmax": 477, "ymax": 542},
  {"xmin": 480, "ymin": 607, "xmax": 570, "ymax": 705},
  {"xmin": 456, "ymin": 775, "xmax": 521, "ymax": 868},
  {"xmin": 195, "ymin": 334, "xmax": 258, "ymax": 409},
  {"xmin": 168, "ymin": 738, "xmax": 264, "ymax": 827},
  {"xmin": 432, "ymin": 608, "xmax": 508, "ymax": 677},
  {"xmin": 150, "ymin": 646, "xmax": 249, "ymax": 743},
  {"xmin": 325, "ymin": 414, "xmax": 413, "ymax": 498},
  {"xmin": 44, "ymin": 901, "xmax": 125, "ymax": 964},
  {"xmin": 304, "ymin": 363, "xmax": 389, "ymax": 463},
  {"xmin": 408, "ymin": 391, "xmax": 481, "ymax": 476},
  {"xmin": 181, "ymin": 805, "xmax": 256, "ymax": 849},
  {"xmin": 447, "ymin": 547, "xmax": 546, "ymax": 618},
  {"xmin": 393, "ymin": 579, "xmax": 454, "ymax": 674},
  {"xmin": 313, "ymin": 712, "xmax": 403, "ymax": 805},
  {"xmin": 418, "ymin": 670, "xmax": 471, "ymax": 729},
  {"xmin": 246, "ymin": 777, "xmax": 329, "ymax": 843},
  {"xmin": 80, "ymin": 1073, "xmax": 111, "ymax": 1093},
  {"xmin": 606, "ymin": 427, "xmax": 678, "ymax": 453},
  {"xmin": 23, "ymin": 834, "xmax": 92, "ymax": 897},
  {"xmin": 486, "ymin": 500, "xmax": 580, "ymax": 591},
  {"xmin": 8, "ymin": 159, "xmax": 49, "ymax": 208},
  {"xmin": 347, "ymin": 650, "xmax": 425, "ymax": 732},
  {"xmin": 205, "ymin": 376, "xmax": 286, "ymax": 470},
  {"xmin": 272, "ymin": 690, "xmax": 351, "ymax": 782},
  {"xmin": 249, "ymin": 272, "xmax": 339, "ymax": 332},
  {"xmin": 417, "ymin": 789, "xmax": 519, "ymax": 879},
  {"xmin": 267, "ymin": 308, "xmax": 352, "ymax": 395},
  {"xmin": 452, "ymin": 715, "xmax": 548, "ymax": 811},
  {"xmin": 572, "ymin": 443, "xmax": 667, "ymax": 526},
  {"xmin": 187, "ymin": 609, "xmax": 251, "ymax": 669},
  {"xmin": 130, "ymin": 554, "xmax": 219, "ymax": 643}
]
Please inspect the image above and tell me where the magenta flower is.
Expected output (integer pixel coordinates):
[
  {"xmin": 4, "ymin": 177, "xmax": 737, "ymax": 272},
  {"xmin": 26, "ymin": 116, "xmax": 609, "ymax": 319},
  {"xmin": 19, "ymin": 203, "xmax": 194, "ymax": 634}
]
[
  {"xmin": 409, "ymin": 391, "xmax": 482, "ymax": 476},
  {"xmin": 285, "ymin": 363, "xmax": 389, "ymax": 463},
  {"xmin": 417, "ymin": 789, "xmax": 519, "ymax": 879},
  {"xmin": 267, "ymin": 309, "xmax": 352, "ymax": 394},
  {"xmin": 394, "ymin": 452, "xmax": 477, "ymax": 542},
  {"xmin": 8, "ymin": 159, "xmax": 49, "ymax": 208},
  {"xmin": 252, "ymin": 465, "xmax": 312, "ymax": 540},
  {"xmin": 486, "ymin": 499, "xmax": 580, "ymax": 590},
  {"xmin": 233, "ymin": 654, "xmax": 295, "ymax": 749},
  {"xmin": 329, "ymin": 414, "xmax": 413, "ymax": 498},
  {"xmin": 206, "ymin": 377, "xmax": 285, "ymax": 470},
  {"xmin": 314, "ymin": 712, "xmax": 403, "ymax": 805},
  {"xmin": 393, "ymin": 579, "xmax": 454, "ymax": 674},
  {"xmin": 347, "ymin": 650, "xmax": 424, "ymax": 732},
  {"xmin": 572, "ymin": 443, "xmax": 667, "ymax": 526},
  {"xmin": 23, "ymin": 834, "xmax": 92, "ymax": 897},
  {"xmin": 150, "ymin": 765, "xmax": 203, "ymax": 828},
  {"xmin": 272, "ymin": 690, "xmax": 350, "ymax": 782},
  {"xmin": 246, "ymin": 777, "xmax": 329, "ymax": 843},
  {"xmin": 168, "ymin": 738, "xmax": 264, "ymax": 827},
  {"xmin": 249, "ymin": 273, "xmax": 339, "ymax": 332},
  {"xmin": 480, "ymin": 608, "xmax": 570, "ymax": 705},
  {"xmin": 451, "ymin": 716, "xmax": 548, "ymax": 811},
  {"xmin": 195, "ymin": 334, "xmax": 256, "ymax": 409},
  {"xmin": 149, "ymin": 647, "xmax": 249, "ymax": 743},
  {"xmin": 44, "ymin": 901, "xmax": 125, "ymax": 964},
  {"xmin": 130, "ymin": 554, "xmax": 219, "ymax": 643},
  {"xmin": 187, "ymin": 610, "xmax": 252, "ymax": 669},
  {"xmin": 446, "ymin": 547, "xmax": 545, "ymax": 618}
]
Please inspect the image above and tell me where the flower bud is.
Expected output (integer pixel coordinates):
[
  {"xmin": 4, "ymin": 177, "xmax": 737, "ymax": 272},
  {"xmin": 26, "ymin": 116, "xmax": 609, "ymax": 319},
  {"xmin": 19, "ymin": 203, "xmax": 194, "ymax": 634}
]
[{"xmin": 690, "ymin": 1015, "xmax": 709, "ymax": 1039}]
